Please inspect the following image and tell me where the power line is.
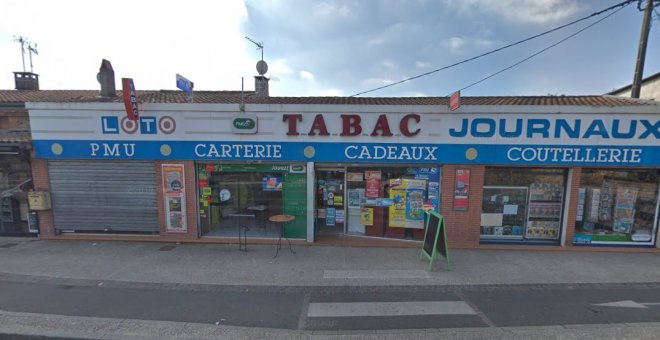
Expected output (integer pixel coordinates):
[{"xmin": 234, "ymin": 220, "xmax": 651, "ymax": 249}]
[
  {"xmin": 350, "ymin": 0, "xmax": 636, "ymax": 97},
  {"xmin": 454, "ymin": 2, "xmax": 629, "ymax": 95}
]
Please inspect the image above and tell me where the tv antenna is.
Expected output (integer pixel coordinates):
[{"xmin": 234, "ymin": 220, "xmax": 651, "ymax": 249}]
[
  {"xmin": 13, "ymin": 36, "xmax": 38, "ymax": 72},
  {"xmin": 245, "ymin": 36, "xmax": 268, "ymax": 76}
]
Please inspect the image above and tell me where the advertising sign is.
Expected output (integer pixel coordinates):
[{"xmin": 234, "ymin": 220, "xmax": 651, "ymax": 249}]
[
  {"xmin": 449, "ymin": 91, "xmax": 460, "ymax": 111},
  {"xmin": 162, "ymin": 164, "xmax": 187, "ymax": 232},
  {"xmin": 231, "ymin": 114, "xmax": 258, "ymax": 134},
  {"xmin": 366, "ymin": 178, "xmax": 380, "ymax": 198},
  {"xmin": 389, "ymin": 179, "xmax": 426, "ymax": 229},
  {"xmin": 27, "ymin": 104, "xmax": 660, "ymax": 167},
  {"xmin": 347, "ymin": 172, "xmax": 364, "ymax": 182},
  {"xmin": 365, "ymin": 171, "xmax": 382, "ymax": 180},
  {"xmin": 348, "ymin": 189, "xmax": 362, "ymax": 208},
  {"xmin": 176, "ymin": 73, "xmax": 194, "ymax": 93},
  {"xmin": 421, "ymin": 211, "xmax": 450, "ymax": 271},
  {"xmin": 121, "ymin": 78, "xmax": 139, "ymax": 121},
  {"xmin": 361, "ymin": 207, "xmax": 373, "ymax": 226},
  {"xmin": 326, "ymin": 207, "xmax": 336, "ymax": 227},
  {"xmin": 454, "ymin": 169, "xmax": 470, "ymax": 211}
]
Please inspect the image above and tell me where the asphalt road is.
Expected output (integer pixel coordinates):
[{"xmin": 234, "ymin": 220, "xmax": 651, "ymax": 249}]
[{"xmin": 1, "ymin": 278, "xmax": 660, "ymax": 331}]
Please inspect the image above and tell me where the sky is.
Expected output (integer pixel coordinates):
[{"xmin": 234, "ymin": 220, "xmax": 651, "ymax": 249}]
[{"xmin": 0, "ymin": 0, "xmax": 659, "ymax": 97}]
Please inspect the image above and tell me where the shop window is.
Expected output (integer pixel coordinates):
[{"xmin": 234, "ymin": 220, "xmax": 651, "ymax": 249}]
[
  {"xmin": 574, "ymin": 169, "xmax": 659, "ymax": 245},
  {"xmin": 323, "ymin": 166, "xmax": 440, "ymax": 240},
  {"xmin": 197, "ymin": 163, "xmax": 307, "ymax": 239},
  {"xmin": 481, "ymin": 168, "xmax": 567, "ymax": 244}
]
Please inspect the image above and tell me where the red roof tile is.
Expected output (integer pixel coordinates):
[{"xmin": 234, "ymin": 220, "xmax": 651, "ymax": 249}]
[{"xmin": 0, "ymin": 89, "xmax": 655, "ymax": 106}]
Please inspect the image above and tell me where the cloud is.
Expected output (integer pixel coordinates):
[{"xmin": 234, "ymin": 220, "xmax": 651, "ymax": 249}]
[
  {"xmin": 313, "ymin": 1, "xmax": 355, "ymax": 19},
  {"xmin": 270, "ymin": 58, "xmax": 293, "ymax": 76},
  {"xmin": 439, "ymin": 35, "xmax": 499, "ymax": 54},
  {"xmin": 443, "ymin": 37, "xmax": 465, "ymax": 52},
  {"xmin": 380, "ymin": 60, "xmax": 397, "ymax": 70},
  {"xmin": 0, "ymin": 0, "xmax": 252, "ymax": 91},
  {"xmin": 367, "ymin": 22, "xmax": 419, "ymax": 47},
  {"xmin": 446, "ymin": 0, "xmax": 585, "ymax": 25},
  {"xmin": 300, "ymin": 70, "xmax": 315, "ymax": 81},
  {"xmin": 361, "ymin": 77, "xmax": 396, "ymax": 88},
  {"xmin": 415, "ymin": 61, "xmax": 431, "ymax": 69}
]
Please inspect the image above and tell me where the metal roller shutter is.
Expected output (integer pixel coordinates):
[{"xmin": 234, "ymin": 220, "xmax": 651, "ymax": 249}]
[{"xmin": 48, "ymin": 160, "xmax": 159, "ymax": 233}]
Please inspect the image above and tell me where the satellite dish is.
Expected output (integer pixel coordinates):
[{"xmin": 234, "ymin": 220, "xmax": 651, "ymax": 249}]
[{"xmin": 256, "ymin": 60, "xmax": 268, "ymax": 75}]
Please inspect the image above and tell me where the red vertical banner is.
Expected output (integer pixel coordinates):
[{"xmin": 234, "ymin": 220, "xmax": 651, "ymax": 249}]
[
  {"xmin": 453, "ymin": 169, "xmax": 470, "ymax": 211},
  {"xmin": 162, "ymin": 164, "xmax": 187, "ymax": 232},
  {"xmin": 449, "ymin": 90, "xmax": 461, "ymax": 111},
  {"xmin": 122, "ymin": 78, "xmax": 139, "ymax": 120}
]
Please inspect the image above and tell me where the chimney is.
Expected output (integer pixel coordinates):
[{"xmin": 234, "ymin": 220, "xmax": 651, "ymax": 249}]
[
  {"xmin": 13, "ymin": 72, "xmax": 39, "ymax": 90},
  {"xmin": 254, "ymin": 75, "xmax": 269, "ymax": 97},
  {"xmin": 97, "ymin": 59, "xmax": 116, "ymax": 97}
]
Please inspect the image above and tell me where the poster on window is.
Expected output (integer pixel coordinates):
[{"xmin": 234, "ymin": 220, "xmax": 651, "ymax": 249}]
[
  {"xmin": 612, "ymin": 187, "xmax": 638, "ymax": 233},
  {"xmin": 361, "ymin": 207, "xmax": 374, "ymax": 226},
  {"xmin": 365, "ymin": 171, "xmax": 382, "ymax": 180},
  {"xmin": 162, "ymin": 164, "xmax": 187, "ymax": 232},
  {"xmin": 262, "ymin": 175, "xmax": 283, "ymax": 191},
  {"xmin": 326, "ymin": 207, "xmax": 336, "ymax": 227},
  {"xmin": 454, "ymin": 169, "xmax": 470, "ymax": 211},
  {"xmin": 388, "ymin": 179, "xmax": 426, "ymax": 229},
  {"xmin": 347, "ymin": 172, "xmax": 364, "ymax": 182},
  {"xmin": 366, "ymin": 178, "xmax": 380, "ymax": 197}
]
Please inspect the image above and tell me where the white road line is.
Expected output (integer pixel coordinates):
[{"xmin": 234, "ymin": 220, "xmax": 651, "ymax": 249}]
[
  {"xmin": 307, "ymin": 301, "xmax": 476, "ymax": 317},
  {"xmin": 323, "ymin": 270, "xmax": 430, "ymax": 279}
]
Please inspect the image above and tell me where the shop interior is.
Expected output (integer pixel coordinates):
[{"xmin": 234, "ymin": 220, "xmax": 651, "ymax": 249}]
[
  {"xmin": 315, "ymin": 166, "xmax": 440, "ymax": 241},
  {"xmin": 480, "ymin": 167, "xmax": 567, "ymax": 244},
  {"xmin": 198, "ymin": 166, "xmax": 284, "ymax": 238},
  {"xmin": 574, "ymin": 169, "xmax": 659, "ymax": 245}
]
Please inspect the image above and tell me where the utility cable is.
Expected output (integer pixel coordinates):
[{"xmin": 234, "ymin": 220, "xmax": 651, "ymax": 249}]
[
  {"xmin": 453, "ymin": 1, "xmax": 629, "ymax": 94},
  {"xmin": 350, "ymin": 0, "xmax": 636, "ymax": 97}
]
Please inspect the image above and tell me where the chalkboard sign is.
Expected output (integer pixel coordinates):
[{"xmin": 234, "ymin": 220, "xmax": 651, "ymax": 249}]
[
  {"xmin": 423, "ymin": 214, "xmax": 439, "ymax": 257},
  {"xmin": 420, "ymin": 211, "xmax": 450, "ymax": 271}
]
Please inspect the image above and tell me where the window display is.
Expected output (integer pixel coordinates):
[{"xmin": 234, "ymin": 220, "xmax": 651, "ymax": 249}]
[
  {"xmin": 574, "ymin": 169, "xmax": 659, "ymax": 245},
  {"xmin": 526, "ymin": 183, "xmax": 563, "ymax": 240},
  {"xmin": 197, "ymin": 163, "xmax": 307, "ymax": 239},
  {"xmin": 481, "ymin": 186, "xmax": 528, "ymax": 240},
  {"xmin": 481, "ymin": 168, "xmax": 566, "ymax": 243},
  {"xmin": 320, "ymin": 166, "xmax": 440, "ymax": 240}
]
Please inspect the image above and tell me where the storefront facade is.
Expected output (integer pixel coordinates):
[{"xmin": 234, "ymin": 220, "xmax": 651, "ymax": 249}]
[
  {"xmin": 0, "ymin": 106, "xmax": 35, "ymax": 236},
  {"xmin": 24, "ymin": 96, "xmax": 660, "ymax": 248}
]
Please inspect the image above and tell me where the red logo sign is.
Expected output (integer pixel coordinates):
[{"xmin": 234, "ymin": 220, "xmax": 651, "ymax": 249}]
[
  {"xmin": 122, "ymin": 78, "xmax": 139, "ymax": 121},
  {"xmin": 450, "ymin": 91, "xmax": 461, "ymax": 111}
]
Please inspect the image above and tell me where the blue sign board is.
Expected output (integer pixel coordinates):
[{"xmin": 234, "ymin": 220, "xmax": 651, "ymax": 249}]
[
  {"xmin": 31, "ymin": 140, "xmax": 660, "ymax": 167},
  {"xmin": 176, "ymin": 74, "xmax": 193, "ymax": 93}
]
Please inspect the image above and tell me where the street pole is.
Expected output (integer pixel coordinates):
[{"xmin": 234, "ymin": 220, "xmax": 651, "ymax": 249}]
[{"xmin": 631, "ymin": 0, "xmax": 654, "ymax": 98}]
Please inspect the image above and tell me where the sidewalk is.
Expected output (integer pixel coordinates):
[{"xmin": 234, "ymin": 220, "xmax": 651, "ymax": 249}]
[
  {"xmin": 2, "ymin": 237, "xmax": 660, "ymax": 339},
  {"xmin": 0, "ymin": 237, "xmax": 659, "ymax": 287}
]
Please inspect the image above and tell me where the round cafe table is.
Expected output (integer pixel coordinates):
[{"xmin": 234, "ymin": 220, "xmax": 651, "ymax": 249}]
[{"xmin": 269, "ymin": 214, "xmax": 296, "ymax": 258}]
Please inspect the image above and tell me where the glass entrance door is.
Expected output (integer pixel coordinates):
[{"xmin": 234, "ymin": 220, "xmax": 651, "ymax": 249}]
[{"xmin": 316, "ymin": 169, "xmax": 346, "ymax": 236}]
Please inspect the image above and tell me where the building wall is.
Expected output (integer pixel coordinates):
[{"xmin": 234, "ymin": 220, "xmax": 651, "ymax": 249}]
[
  {"xmin": 29, "ymin": 157, "xmax": 54, "ymax": 238},
  {"xmin": 156, "ymin": 161, "xmax": 198, "ymax": 240},
  {"xmin": 440, "ymin": 165, "xmax": 484, "ymax": 248},
  {"xmin": 611, "ymin": 75, "xmax": 660, "ymax": 101},
  {"xmin": 0, "ymin": 109, "xmax": 29, "ymax": 129},
  {"xmin": 563, "ymin": 167, "xmax": 581, "ymax": 247}
]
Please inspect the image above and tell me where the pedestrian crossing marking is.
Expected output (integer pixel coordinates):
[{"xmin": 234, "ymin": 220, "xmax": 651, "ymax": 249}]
[
  {"xmin": 323, "ymin": 270, "xmax": 430, "ymax": 279},
  {"xmin": 307, "ymin": 301, "xmax": 476, "ymax": 317}
]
